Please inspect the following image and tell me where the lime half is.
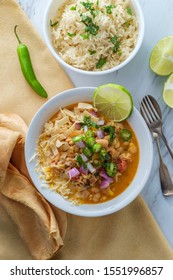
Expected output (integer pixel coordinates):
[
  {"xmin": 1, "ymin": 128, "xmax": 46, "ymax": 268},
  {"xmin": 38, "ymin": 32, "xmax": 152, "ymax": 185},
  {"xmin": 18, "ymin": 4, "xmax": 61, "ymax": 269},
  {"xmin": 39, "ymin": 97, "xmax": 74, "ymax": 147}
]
[
  {"xmin": 163, "ymin": 73, "xmax": 173, "ymax": 108},
  {"xmin": 149, "ymin": 36, "xmax": 173, "ymax": 76},
  {"xmin": 93, "ymin": 84, "xmax": 133, "ymax": 122}
]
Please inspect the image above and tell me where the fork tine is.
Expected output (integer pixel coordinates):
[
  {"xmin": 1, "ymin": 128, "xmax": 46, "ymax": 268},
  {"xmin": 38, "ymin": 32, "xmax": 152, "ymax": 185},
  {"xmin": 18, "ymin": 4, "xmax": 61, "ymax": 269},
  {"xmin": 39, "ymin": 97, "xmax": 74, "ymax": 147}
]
[
  {"xmin": 145, "ymin": 95, "xmax": 161, "ymax": 120},
  {"xmin": 142, "ymin": 97, "xmax": 155, "ymax": 122},
  {"xmin": 141, "ymin": 99, "xmax": 154, "ymax": 124},
  {"xmin": 140, "ymin": 102, "xmax": 150, "ymax": 124}
]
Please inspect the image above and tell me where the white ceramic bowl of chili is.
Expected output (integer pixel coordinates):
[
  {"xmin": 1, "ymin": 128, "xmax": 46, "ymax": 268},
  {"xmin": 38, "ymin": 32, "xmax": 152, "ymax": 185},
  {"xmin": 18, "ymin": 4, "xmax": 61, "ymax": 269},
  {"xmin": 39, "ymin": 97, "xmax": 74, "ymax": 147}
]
[{"xmin": 25, "ymin": 87, "xmax": 153, "ymax": 217}]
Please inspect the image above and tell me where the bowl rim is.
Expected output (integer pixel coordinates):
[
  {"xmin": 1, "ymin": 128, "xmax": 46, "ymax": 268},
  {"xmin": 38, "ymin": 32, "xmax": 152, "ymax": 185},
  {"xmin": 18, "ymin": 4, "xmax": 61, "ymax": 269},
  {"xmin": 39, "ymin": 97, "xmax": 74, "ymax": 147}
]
[
  {"xmin": 25, "ymin": 87, "xmax": 153, "ymax": 217},
  {"xmin": 43, "ymin": 0, "xmax": 145, "ymax": 76}
]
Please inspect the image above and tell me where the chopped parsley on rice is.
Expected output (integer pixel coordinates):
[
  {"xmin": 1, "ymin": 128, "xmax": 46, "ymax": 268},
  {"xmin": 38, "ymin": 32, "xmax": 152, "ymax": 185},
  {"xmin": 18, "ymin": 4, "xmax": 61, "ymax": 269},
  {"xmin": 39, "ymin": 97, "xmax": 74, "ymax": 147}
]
[{"xmin": 51, "ymin": 0, "xmax": 138, "ymax": 71}]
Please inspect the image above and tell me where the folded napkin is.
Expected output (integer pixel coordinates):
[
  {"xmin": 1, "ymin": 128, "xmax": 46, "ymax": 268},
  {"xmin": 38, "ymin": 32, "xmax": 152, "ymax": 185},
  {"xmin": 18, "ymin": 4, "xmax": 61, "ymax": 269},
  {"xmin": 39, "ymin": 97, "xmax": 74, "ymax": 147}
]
[
  {"xmin": 0, "ymin": 114, "xmax": 67, "ymax": 260},
  {"xmin": 0, "ymin": 0, "xmax": 173, "ymax": 260}
]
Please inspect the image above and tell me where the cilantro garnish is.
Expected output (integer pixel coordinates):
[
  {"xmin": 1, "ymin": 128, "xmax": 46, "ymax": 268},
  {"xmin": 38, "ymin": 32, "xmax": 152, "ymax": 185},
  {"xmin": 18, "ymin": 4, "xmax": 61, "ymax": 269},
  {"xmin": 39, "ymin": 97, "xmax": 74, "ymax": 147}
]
[
  {"xmin": 106, "ymin": 5, "xmax": 116, "ymax": 14},
  {"xmin": 96, "ymin": 57, "xmax": 107, "ymax": 69},
  {"xmin": 50, "ymin": 19, "xmax": 58, "ymax": 27},
  {"xmin": 110, "ymin": 36, "xmax": 120, "ymax": 53},
  {"xmin": 99, "ymin": 149, "xmax": 111, "ymax": 162},
  {"xmin": 81, "ymin": 116, "xmax": 99, "ymax": 129},
  {"xmin": 82, "ymin": 15, "xmax": 93, "ymax": 25},
  {"xmin": 126, "ymin": 7, "xmax": 132, "ymax": 15},
  {"xmin": 85, "ymin": 24, "xmax": 99, "ymax": 35},
  {"xmin": 67, "ymin": 32, "xmax": 76, "ymax": 37},
  {"xmin": 81, "ymin": 1, "xmax": 93, "ymax": 10},
  {"xmin": 90, "ymin": 8, "xmax": 99, "ymax": 18},
  {"xmin": 76, "ymin": 155, "xmax": 87, "ymax": 169},
  {"xmin": 102, "ymin": 126, "xmax": 116, "ymax": 144},
  {"xmin": 111, "ymin": 35, "xmax": 118, "ymax": 44},
  {"xmin": 88, "ymin": 50, "xmax": 96, "ymax": 55},
  {"xmin": 113, "ymin": 43, "xmax": 120, "ymax": 53},
  {"xmin": 125, "ymin": 20, "xmax": 131, "ymax": 27},
  {"xmin": 81, "ymin": 15, "xmax": 99, "ymax": 35},
  {"xmin": 80, "ymin": 33, "xmax": 90, "ymax": 39},
  {"xmin": 110, "ymin": 35, "xmax": 118, "ymax": 44},
  {"xmin": 80, "ymin": 1, "xmax": 98, "ymax": 18},
  {"xmin": 70, "ymin": 6, "xmax": 76, "ymax": 10},
  {"xmin": 117, "ymin": 50, "xmax": 122, "ymax": 56}
]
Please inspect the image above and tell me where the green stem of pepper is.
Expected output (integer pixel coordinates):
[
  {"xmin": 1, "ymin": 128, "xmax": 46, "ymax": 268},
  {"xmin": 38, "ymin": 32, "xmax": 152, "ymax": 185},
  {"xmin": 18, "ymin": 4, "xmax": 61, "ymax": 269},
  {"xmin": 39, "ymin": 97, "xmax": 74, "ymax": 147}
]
[{"xmin": 14, "ymin": 25, "xmax": 48, "ymax": 98}]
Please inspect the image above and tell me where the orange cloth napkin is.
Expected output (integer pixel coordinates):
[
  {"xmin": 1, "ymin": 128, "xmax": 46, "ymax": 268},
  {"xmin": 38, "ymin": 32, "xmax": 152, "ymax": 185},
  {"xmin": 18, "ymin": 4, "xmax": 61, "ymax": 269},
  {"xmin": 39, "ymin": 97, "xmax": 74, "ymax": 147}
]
[
  {"xmin": 0, "ymin": 0, "xmax": 173, "ymax": 260},
  {"xmin": 0, "ymin": 114, "xmax": 67, "ymax": 260}
]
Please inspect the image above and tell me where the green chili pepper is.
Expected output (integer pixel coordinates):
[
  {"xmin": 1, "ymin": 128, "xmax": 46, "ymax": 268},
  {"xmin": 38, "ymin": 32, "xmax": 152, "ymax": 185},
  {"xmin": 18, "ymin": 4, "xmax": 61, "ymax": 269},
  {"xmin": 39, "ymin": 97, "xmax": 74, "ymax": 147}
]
[
  {"xmin": 72, "ymin": 135, "xmax": 85, "ymax": 143},
  {"xmin": 120, "ymin": 129, "xmax": 132, "ymax": 141},
  {"xmin": 14, "ymin": 25, "xmax": 48, "ymax": 98},
  {"xmin": 86, "ymin": 137, "xmax": 96, "ymax": 148},
  {"xmin": 92, "ymin": 143, "xmax": 102, "ymax": 153},
  {"xmin": 83, "ymin": 147, "xmax": 93, "ymax": 158},
  {"xmin": 105, "ymin": 162, "xmax": 118, "ymax": 177},
  {"xmin": 85, "ymin": 129, "xmax": 95, "ymax": 138}
]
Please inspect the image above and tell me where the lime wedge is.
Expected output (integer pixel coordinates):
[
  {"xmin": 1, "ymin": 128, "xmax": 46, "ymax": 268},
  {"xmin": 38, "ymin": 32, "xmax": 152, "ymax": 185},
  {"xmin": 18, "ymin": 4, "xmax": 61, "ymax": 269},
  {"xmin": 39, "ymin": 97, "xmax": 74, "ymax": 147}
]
[
  {"xmin": 149, "ymin": 36, "xmax": 173, "ymax": 76},
  {"xmin": 163, "ymin": 73, "xmax": 173, "ymax": 108},
  {"xmin": 93, "ymin": 84, "xmax": 133, "ymax": 122}
]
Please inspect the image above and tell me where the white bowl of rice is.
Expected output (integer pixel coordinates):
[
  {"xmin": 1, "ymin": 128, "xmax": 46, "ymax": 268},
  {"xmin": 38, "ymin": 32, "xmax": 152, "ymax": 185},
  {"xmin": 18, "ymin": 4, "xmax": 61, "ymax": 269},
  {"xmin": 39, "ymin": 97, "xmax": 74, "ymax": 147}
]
[
  {"xmin": 25, "ymin": 87, "xmax": 153, "ymax": 217},
  {"xmin": 43, "ymin": 0, "xmax": 144, "ymax": 75}
]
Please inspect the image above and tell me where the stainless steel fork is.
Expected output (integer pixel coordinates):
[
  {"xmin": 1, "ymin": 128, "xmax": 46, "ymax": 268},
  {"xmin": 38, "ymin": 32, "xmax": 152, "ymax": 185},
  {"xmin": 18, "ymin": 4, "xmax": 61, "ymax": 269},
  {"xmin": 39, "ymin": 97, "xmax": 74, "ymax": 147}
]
[
  {"xmin": 153, "ymin": 132, "xmax": 173, "ymax": 196},
  {"xmin": 140, "ymin": 95, "xmax": 173, "ymax": 196},
  {"xmin": 140, "ymin": 95, "xmax": 173, "ymax": 159}
]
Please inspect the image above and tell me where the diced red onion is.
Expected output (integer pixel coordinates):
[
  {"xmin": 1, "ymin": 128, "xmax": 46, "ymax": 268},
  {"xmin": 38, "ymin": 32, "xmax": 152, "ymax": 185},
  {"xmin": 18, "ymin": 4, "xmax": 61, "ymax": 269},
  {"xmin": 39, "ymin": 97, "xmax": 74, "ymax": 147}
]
[
  {"xmin": 96, "ymin": 129, "xmax": 105, "ymax": 139},
  {"xmin": 90, "ymin": 109, "xmax": 98, "ymax": 117},
  {"xmin": 81, "ymin": 153, "xmax": 88, "ymax": 162},
  {"xmin": 68, "ymin": 167, "xmax": 80, "ymax": 179},
  {"xmin": 87, "ymin": 162, "xmax": 96, "ymax": 173},
  {"xmin": 97, "ymin": 119, "xmax": 105, "ymax": 126},
  {"xmin": 84, "ymin": 125, "xmax": 88, "ymax": 133},
  {"xmin": 75, "ymin": 123, "xmax": 81, "ymax": 130},
  {"xmin": 79, "ymin": 166, "xmax": 88, "ymax": 175},
  {"xmin": 100, "ymin": 169, "xmax": 113, "ymax": 183},
  {"xmin": 100, "ymin": 179, "xmax": 110, "ymax": 188},
  {"xmin": 76, "ymin": 140, "xmax": 86, "ymax": 148}
]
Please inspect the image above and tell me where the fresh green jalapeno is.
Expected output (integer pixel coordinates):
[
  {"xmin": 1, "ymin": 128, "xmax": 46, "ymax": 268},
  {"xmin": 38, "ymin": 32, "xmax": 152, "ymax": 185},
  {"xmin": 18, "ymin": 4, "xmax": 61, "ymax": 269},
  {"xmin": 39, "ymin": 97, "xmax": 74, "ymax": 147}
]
[
  {"xmin": 85, "ymin": 137, "xmax": 96, "ymax": 148},
  {"xmin": 120, "ymin": 129, "xmax": 132, "ymax": 141},
  {"xmin": 72, "ymin": 135, "xmax": 85, "ymax": 143},
  {"xmin": 14, "ymin": 25, "xmax": 48, "ymax": 98},
  {"xmin": 85, "ymin": 129, "xmax": 95, "ymax": 138},
  {"xmin": 105, "ymin": 162, "xmax": 118, "ymax": 177},
  {"xmin": 83, "ymin": 147, "xmax": 93, "ymax": 157},
  {"xmin": 92, "ymin": 143, "xmax": 102, "ymax": 153}
]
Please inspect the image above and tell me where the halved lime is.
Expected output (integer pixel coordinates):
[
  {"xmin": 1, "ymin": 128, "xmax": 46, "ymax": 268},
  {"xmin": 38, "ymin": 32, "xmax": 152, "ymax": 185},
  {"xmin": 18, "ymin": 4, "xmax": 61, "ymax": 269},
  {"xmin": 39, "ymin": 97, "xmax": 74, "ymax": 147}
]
[
  {"xmin": 163, "ymin": 73, "xmax": 173, "ymax": 108},
  {"xmin": 93, "ymin": 84, "xmax": 133, "ymax": 122},
  {"xmin": 149, "ymin": 36, "xmax": 173, "ymax": 76}
]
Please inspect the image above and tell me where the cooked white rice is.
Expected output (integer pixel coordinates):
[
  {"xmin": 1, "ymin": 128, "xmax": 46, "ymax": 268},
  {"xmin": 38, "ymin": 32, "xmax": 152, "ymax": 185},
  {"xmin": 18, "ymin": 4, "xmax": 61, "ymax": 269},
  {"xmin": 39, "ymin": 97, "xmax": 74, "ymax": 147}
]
[{"xmin": 51, "ymin": 0, "xmax": 138, "ymax": 71}]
